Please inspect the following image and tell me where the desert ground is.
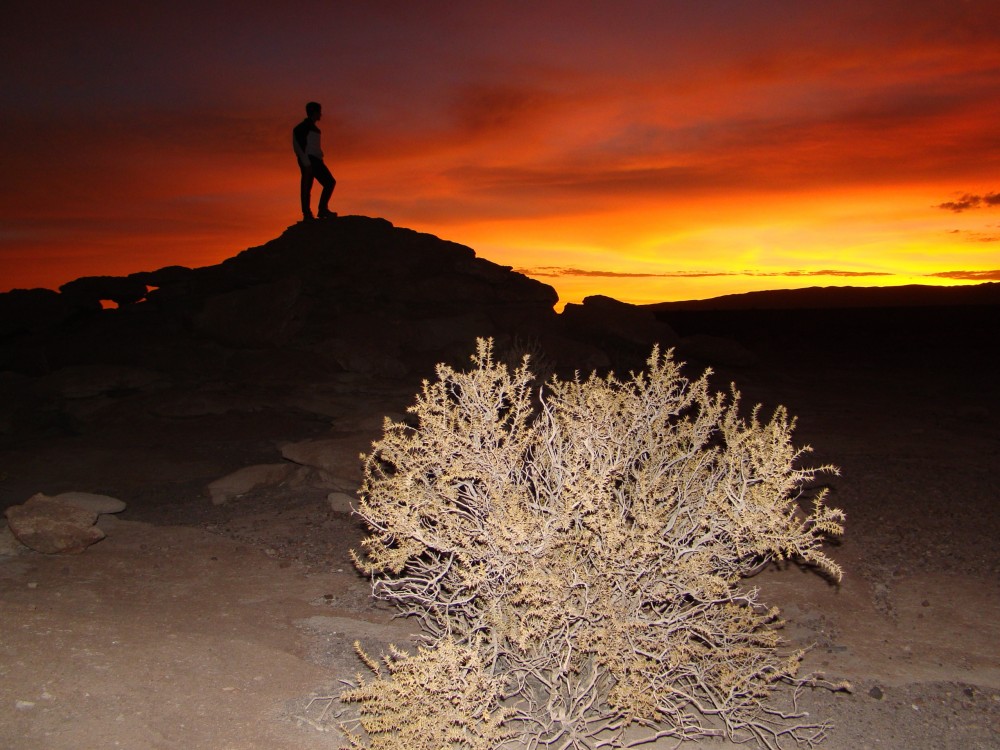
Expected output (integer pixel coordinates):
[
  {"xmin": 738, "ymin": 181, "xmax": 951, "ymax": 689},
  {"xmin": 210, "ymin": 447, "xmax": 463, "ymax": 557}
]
[{"xmin": 1, "ymin": 226, "xmax": 997, "ymax": 749}]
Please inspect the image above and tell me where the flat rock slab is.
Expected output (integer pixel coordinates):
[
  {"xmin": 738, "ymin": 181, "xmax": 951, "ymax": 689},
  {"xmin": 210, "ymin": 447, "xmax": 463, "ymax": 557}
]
[
  {"xmin": 49, "ymin": 491, "xmax": 127, "ymax": 515},
  {"xmin": 327, "ymin": 491, "xmax": 356, "ymax": 514},
  {"xmin": 206, "ymin": 463, "xmax": 297, "ymax": 505},
  {"xmin": 280, "ymin": 436, "xmax": 369, "ymax": 484},
  {"xmin": 5, "ymin": 494, "xmax": 104, "ymax": 554}
]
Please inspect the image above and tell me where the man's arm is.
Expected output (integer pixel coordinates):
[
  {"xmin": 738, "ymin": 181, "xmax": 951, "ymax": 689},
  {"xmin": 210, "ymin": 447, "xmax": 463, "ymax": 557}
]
[{"xmin": 292, "ymin": 123, "xmax": 310, "ymax": 168}]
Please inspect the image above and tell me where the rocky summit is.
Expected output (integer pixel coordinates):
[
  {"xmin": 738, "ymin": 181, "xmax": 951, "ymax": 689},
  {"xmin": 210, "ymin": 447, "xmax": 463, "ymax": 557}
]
[
  {"xmin": 0, "ymin": 216, "xmax": 692, "ymax": 446},
  {"xmin": 0, "ymin": 216, "xmax": 686, "ymax": 382}
]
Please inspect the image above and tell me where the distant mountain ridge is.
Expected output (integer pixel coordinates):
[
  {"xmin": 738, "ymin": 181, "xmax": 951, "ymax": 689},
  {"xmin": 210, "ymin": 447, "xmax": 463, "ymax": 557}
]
[{"xmin": 644, "ymin": 282, "xmax": 1000, "ymax": 311}]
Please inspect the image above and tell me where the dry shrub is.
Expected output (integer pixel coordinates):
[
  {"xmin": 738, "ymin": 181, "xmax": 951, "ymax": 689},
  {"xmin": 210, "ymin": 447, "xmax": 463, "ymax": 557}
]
[
  {"xmin": 339, "ymin": 637, "xmax": 511, "ymax": 750},
  {"xmin": 340, "ymin": 339, "xmax": 844, "ymax": 749}
]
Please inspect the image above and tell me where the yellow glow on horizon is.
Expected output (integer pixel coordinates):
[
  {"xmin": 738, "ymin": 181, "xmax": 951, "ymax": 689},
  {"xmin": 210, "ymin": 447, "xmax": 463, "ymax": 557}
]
[{"xmin": 420, "ymin": 184, "xmax": 997, "ymax": 307}]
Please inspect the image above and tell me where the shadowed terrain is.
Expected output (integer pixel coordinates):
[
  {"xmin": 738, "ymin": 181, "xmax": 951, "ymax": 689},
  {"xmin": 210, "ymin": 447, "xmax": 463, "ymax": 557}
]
[{"xmin": 1, "ymin": 218, "xmax": 998, "ymax": 748}]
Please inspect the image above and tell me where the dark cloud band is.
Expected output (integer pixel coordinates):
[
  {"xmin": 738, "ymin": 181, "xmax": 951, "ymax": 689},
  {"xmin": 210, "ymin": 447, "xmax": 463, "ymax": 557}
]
[
  {"xmin": 936, "ymin": 192, "xmax": 1000, "ymax": 212},
  {"xmin": 929, "ymin": 269, "xmax": 1000, "ymax": 281},
  {"xmin": 518, "ymin": 267, "xmax": 892, "ymax": 279}
]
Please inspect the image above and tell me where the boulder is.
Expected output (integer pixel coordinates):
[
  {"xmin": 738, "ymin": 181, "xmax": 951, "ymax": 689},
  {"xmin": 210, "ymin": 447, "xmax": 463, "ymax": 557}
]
[
  {"xmin": 560, "ymin": 295, "xmax": 679, "ymax": 349},
  {"xmin": 206, "ymin": 463, "xmax": 296, "ymax": 505},
  {"xmin": 131, "ymin": 265, "xmax": 194, "ymax": 288},
  {"xmin": 0, "ymin": 288, "xmax": 76, "ymax": 337},
  {"xmin": 327, "ymin": 491, "xmax": 356, "ymax": 514},
  {"xmin": 6, "ymin": 494, "xmax": 105, "ymax": 554},
  {"xmin": 59, "ymin": 275, "xmax": 149, "ymax": 307},
  {"xmin": 280, "ymin": 436, "xmax": 369, "ymax": 487}
]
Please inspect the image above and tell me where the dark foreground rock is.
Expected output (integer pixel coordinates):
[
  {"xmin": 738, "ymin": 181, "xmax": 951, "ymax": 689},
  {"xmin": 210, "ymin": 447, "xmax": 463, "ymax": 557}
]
[
  {"xmin": 0, "ymin": 216, "xmax": 691, "ymax": 447},
  {"xmin": 1, "ymin": 216, "xmax": 651, "ymax": 382}
]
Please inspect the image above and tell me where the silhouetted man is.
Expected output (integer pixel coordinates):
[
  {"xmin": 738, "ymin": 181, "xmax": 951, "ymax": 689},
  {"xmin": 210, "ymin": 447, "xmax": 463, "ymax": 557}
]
[{"xmin": 293, "ymin": 101, "xmax": 336, "ymax": 220}]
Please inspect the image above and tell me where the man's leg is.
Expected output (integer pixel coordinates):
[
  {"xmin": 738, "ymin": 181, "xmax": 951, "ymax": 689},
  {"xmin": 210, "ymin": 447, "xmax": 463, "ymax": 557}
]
[
  {"xmin": 299, "ymin": 164, "xmax": 314, "ymax": 219},
  {"xmin": 311, "ymin": 158, "xmax": 337, "ymax": 217}
]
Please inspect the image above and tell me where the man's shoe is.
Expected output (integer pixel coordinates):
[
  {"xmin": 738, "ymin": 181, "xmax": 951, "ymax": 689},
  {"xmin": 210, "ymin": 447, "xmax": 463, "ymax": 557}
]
[
  {"xmin": 302, "ymin": 212, "xmax": 315, "ymax": 222},
  {"xmin": 318, "ymin": 209, "xmax": 337, "ymax": 219}
]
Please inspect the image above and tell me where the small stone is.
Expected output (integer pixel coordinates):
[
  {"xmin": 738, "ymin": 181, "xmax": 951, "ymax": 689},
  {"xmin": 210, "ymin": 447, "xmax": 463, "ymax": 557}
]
[
  {"xmin": 869, "ymin": 686, "xmax": 884, "ymax": 700},
  {"xmin": 327, "ymin": 491, "xmax": 355, "ymax": 513}
]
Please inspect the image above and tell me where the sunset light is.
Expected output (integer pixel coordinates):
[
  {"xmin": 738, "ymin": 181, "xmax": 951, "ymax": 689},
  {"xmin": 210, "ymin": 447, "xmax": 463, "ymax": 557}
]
[{"xmin": 2, "ymin": 2, "xmax": 998, "ymax": 305}]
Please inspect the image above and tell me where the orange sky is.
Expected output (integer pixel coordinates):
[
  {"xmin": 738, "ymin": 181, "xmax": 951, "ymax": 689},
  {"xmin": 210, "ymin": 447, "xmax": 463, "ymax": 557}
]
[{"xmin": 2, "ymin": 1, "xmax": 999, "ymax": 305}]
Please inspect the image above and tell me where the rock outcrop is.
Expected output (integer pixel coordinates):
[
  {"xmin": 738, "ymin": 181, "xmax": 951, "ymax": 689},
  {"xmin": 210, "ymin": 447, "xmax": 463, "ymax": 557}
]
[
  {"xmin": 0, "ymin": 216, "xmax": 694, "ymax": 451},
  {"xmin": 0, "ymin": 216, "xmax": 575, "ymax": 379},
  {"xmin": 561, "ymin": 294, "xmax": 679, "ymax": 353}
]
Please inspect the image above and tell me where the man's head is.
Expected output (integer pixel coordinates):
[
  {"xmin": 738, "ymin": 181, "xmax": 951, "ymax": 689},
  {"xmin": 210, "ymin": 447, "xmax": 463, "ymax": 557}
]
[{"xmin": 305, "ymin": 101, "xmax": 322, "ymax": 120}]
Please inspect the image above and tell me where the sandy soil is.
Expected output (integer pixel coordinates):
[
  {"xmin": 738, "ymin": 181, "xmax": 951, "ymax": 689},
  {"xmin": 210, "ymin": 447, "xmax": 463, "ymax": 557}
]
[{"xmin": 2, "ymin": 321, "xmax": 998, "ymax": 749}]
